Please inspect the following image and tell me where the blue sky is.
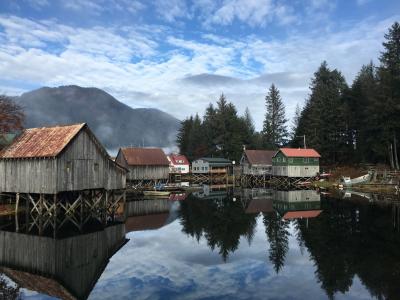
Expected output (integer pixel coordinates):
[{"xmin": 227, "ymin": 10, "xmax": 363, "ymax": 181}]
[{"xmin": 0, "ymin": 0, "xmax": 399, "ymax": 129}]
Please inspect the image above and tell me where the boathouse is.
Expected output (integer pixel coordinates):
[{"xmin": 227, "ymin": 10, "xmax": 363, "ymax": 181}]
[
  {"xmin": 191, "ymin": 157, "xmax": 231, "ymax": 174},
  {"xmin": 240, "ymin": 149, "xmax": 276, "ymax": 175},
  {"xmin": 167, "ymin": 154, "xmax": 190, "ymax": 174},
  {"xmin": 272, "ymin": 148, "xmax": 321, "ymax": 178},
  {"xmin": 0, "ymin": 123, "xmax": 127, "ymax": 234},
  {"xmin": 116, "ymin": 147, "xmax": 169, "ymax": 182},
  {"xmin": 0, "ymin": 123, "xmax": 126, "ymax": 193}
]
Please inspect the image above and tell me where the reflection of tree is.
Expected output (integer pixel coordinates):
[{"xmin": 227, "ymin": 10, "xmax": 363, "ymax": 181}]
[
  {"xmin": 0, "ymin": 273, "xmax": 20, "ymax": 299},
  {"xmin": 263, "ymin": 212, "xmax": 290, "ymax": 273},
  {"xmin": 296, "ymin": 197, "xmax": 400, "ymax": 299},
  {"xmin": 179, "ymin": 194, "xmax": 257, "ymax": 261}
]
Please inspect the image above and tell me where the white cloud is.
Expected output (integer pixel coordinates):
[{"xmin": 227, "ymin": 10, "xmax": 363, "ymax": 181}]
[
  {"xmin": 154, "ymin": 0, "xmax": 190, "ymax": 22},
  {"xmin": 0, "ymin": 14, "xmax": 396, "ymax": 131}
]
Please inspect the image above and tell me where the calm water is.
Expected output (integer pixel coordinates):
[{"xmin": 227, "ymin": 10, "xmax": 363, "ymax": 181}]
[{"xmin": 1, "ymin": 187, "xmax": 400, "ymax": 300}]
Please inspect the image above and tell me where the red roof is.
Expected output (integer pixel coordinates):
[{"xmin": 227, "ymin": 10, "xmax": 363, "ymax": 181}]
[
  {"xmin": 283, "ymin": 210, "xmax": 322, "ymax": 220},
  {"xmin": 0, "ymin": 123, "xmax": 85, "ymax": 159},
  {"xmin": 120, "ymin": 147, "xmax": 169, "ymax": 166},
  {"xmin": 278, "ymin": 148, "xmax": 321, "ymax": 158},
  {"xmin": 167, "ymin": 154, "xmax": 189, "ymax": 165},
  {"xmin": 244, "ymin": 150, "xmax": 276, "ymax": 165}
]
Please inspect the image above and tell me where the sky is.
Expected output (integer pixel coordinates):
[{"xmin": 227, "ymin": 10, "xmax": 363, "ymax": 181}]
[{"xmin": 0, "ymin": 0, "xmax": 399, "ymax": 130}]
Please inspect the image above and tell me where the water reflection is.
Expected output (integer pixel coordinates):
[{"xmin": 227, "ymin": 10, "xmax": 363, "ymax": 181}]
[
  {"xmin": 1, "ymin": 187, "xmax": 400, "ymax": 299},
  {"xmin": 0, "ymin": 223, "xmax": 126, "ymax": 299}
]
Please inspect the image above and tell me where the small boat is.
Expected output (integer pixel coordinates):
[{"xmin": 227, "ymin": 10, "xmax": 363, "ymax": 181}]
[
  {"xmin": 340, "ymin": 172, "xmax": 372, "ymax": 187},
  {"xmin": 143, "ymin": 191, "xmax": 171, "ymax": 197}
]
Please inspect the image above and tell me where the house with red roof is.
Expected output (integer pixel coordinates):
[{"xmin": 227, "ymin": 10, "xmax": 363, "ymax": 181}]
[
  {"xmin": 116, "ymin": 147, "xmax": 169, "ymax": 181},
  {"xmin": 272, "ymin": 148, "xmax": 321, "ymax": 178},
  {"xmin": 167, "ymin": 154, "xmax": 190, "ymax": 174},
  {"xmin": 240, "ymin": 149, "xmax": 277, "ymax": 175}
]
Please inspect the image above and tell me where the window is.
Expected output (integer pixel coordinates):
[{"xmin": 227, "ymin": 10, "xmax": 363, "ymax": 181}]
[
  {"xmin": 303, "ymin": 158, "xmax": 308, "ymax": 163},
  {"xmin": 289, "ymin": 158, "xmax": 293, "ymax": 163},
  {"xmin": 66, "ymin": 161, "xmax": 72, "ymax": 172},
  {"xmin": 94, "ymin": 162, "xmax": 99, "ymax": 172},
  {"xmin": 282, "ymin": 157, "xmax": 286, "ymax": 162}
]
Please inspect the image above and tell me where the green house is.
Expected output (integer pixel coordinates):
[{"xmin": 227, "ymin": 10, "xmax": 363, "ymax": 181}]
[{"xmin": 272, "ymin": 148, "xmax": 321, "ymax": 178}]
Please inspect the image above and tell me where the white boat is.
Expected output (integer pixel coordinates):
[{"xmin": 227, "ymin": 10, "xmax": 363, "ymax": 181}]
[{"xmin": 340, "ymin": 172, "xmax": 372, "ymax": 186}]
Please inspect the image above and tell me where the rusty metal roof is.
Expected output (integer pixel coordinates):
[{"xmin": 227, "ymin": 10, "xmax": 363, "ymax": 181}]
[
  {"xmin": 120, "ymin": 147, "xmax": 169, "ymax": 166},
  {"xmin": 0, "ymin": 123, "xmax": 86, "ymax": 159},
  {"xmin": 278, "ymin": 148, "xmax": 321, "ymax": 158},
  {"xmin": 244, "ymin": 150, "xmax": 276, "ymax": 165}
]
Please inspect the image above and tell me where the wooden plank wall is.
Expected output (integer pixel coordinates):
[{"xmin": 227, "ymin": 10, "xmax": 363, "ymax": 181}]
[
  {"xmin": 0, "ymin": 129, "xmax": 126, "ymax": 193},
  {"xmin": 126, "ymin": 165, "xmax": 169, "ymax": 181}
]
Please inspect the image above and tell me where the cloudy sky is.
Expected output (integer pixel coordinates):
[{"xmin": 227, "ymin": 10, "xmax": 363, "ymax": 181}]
[{"xmin": 0, "ymin": 0, "xmax": 399, "ymax": 130}]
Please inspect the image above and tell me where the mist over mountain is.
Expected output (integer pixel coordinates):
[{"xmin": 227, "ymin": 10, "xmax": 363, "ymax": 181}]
[{"xmin": 15, "ymin": 85, "xmax": 180, "ymax": 152}]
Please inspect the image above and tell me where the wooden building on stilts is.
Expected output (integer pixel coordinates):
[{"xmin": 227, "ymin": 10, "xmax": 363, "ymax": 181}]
[
  {"xmin": 0, "ymin": 123, "xmax": 127, "ymax": 236},
  {"xmin": 116, "ymin": 147, "xmax": 169, "ymax": 187},
  {"xmin": 240, "ymin": 149, "xmax": 276, "ymax": 185}
]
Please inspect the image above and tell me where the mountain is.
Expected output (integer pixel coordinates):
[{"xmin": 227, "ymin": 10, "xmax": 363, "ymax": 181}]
[{"xmin": 15, "ymin": 86, "xmax": 180, "ymax": 152}]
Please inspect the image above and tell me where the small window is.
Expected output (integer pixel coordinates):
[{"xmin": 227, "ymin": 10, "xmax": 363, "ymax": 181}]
[
  {"xmin": 66, "ymin": 161, "xmax": 72, "ymax": 172},
  {"xmin": 94, "ymin": 162, "xmax": 99, "ymax": 171},
  {"xmin": 303, "ymin": 158, "xmax": 308, "ymax": 163},
  {"xmin": 289, "ymin": 158, "xmax": 293, "ymax": 163},
  {"xmin": 282, "ymin": 157, "xmax": 286, "ymax": 162}
]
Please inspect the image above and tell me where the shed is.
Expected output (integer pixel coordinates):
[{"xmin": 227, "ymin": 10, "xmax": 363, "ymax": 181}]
[
  {"xmin": 191, "ymin": 157, "xmax": 231, "ymax": 174},
  {"xmin": 240, "ymin": 150, "xmax": 276, "ymax": 175},
  {"xmin": 272, "ymin": 148, "xmax": 321, "ymax": 178},
  {"xmin": 0, "ymin": 123, "xmax": 126, "ymax": 194},
  {"xmin": 167, "ymin": 154, "xmax": 190, "ymax": 174},
  {"xmin": 116, "ymin": 147, "xmax": 169, "ymax": 181}
]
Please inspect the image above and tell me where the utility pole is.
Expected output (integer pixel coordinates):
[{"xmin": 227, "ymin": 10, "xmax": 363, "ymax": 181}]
[{"xmin": 297, "ymin": 135, "xmax": 306, "ymax": 149}]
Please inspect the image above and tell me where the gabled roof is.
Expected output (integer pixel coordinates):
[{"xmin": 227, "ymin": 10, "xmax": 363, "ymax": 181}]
[
  {"xmin": 0, "ymin": 123, "xmax": 86, "ymax": 159},
  {"xmin": 195, "ymin": 157, "xmax": 231, "ymax": 166},
  {"xmin": 244, "ymin": 150, "xmax": 276, "ymax": 165},
  {"xmin": 167, "ymin": 154, "xmax": 189, "ymax": 165},
  {"xmin": 283, "ymin": 210, "xmax": 322, "ymax": 220},
  {"xmin": 120, "ymin": 147, "xmax": 169, "ymax": 166},
  {"xmin": 277, "ymin": 148, "xmax": 321, "ymax": 158}
]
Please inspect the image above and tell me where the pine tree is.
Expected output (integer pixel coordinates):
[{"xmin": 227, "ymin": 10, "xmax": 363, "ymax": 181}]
[
  {"xmin": 262, "ymin": 84, "xmax": 288, "ymax": 148},
  {"xmin": 290, "ymin": 103, "xmax": 301, "ymax": 143},
  {"xmin": 377, "ymin": 22, "xmax": 400, "ymax": 168}
]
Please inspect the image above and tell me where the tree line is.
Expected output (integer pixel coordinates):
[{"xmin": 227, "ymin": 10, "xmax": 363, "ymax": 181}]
[{"xmin": 177, "ymin": 22, "xmax": 400, "ymax": 167}]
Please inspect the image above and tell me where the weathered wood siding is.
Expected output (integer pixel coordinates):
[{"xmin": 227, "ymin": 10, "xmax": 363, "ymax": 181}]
[
  {"xmin": 126, "ymin": 165, "xmax": 169, "ymax": 180},
  {"xmin": 0, "ymin": 159, "xmax": 58, "ymax": 194},
  {"xmin": 242, "ymin": 162, "xmax": 272, "ymax": 175},
  {"xmin": 0, "ymin": 129, "xmax": 126, "ymax": 194}
]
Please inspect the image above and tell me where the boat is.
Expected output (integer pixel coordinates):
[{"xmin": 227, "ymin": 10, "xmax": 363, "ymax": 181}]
[
  {"xmin": 143, "ymin": 191, "xmax": 171, "ymax": 197},
  {"xmin": 340, "ymin": 172, "xmax": 372, "ymax": 187}
]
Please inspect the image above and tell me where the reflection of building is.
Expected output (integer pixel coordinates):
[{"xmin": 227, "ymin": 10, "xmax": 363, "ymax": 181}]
[
  {"xmin": 192, "ymin": 185, "xmax": 228, "ymax": 200},
  {"xmin": 240, "ymin": 150, "xmax": 276, "ymax": 176},
  {"xmin": 273, "ymin": 190, "xmax": 322, "ymax": 220},
  {"xmin": 272, "ymin": 148, "xmax": 321, "ymax": 178},
  {"xmin": 0, "ymin": 224, "xmax": 126, "ymax": 300},
  {"xmin": 238, "ymin": 188, "xmax": 274, "ymax": 214},
  {"xmin": 191, "ymin": 157, "xmax": 231, "ymax": 174},
  {"xmin": 116, "ymin": 147, "xmax": 169, "ymax": 181},
  {"xmin": 123, "ymin": 199, "xmax": 179, "ymax": 233},
  {"xmin": 167, "ymin": 154, "xmax": 190, "ymax": 174}
]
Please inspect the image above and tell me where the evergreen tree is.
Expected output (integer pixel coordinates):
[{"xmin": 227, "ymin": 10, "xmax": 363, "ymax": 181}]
[
  {"xmin": 377, "ymin": 22, "xmax": 400, "ymax": 168},
  {"xmin": 262, "ymin": 84, "xmax": 288, "ymax": 148},
  {"xmin": 290, "ymin": 103, "xmax": 301, "ymax": 143},
  {"xmin": 295, "ymin": 62, "xmax": 348, "ymax": 163}
]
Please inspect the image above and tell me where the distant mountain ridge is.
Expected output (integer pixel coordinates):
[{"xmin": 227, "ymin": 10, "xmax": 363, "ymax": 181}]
[{"xmin": 15, "ymin": 85, "xmax": 180, "ymax": 151}]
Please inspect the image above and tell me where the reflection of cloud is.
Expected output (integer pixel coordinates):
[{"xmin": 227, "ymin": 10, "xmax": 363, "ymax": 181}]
[{"xmin": 88, "ymin": 218, "xmax": 372, "ymax": 300}]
